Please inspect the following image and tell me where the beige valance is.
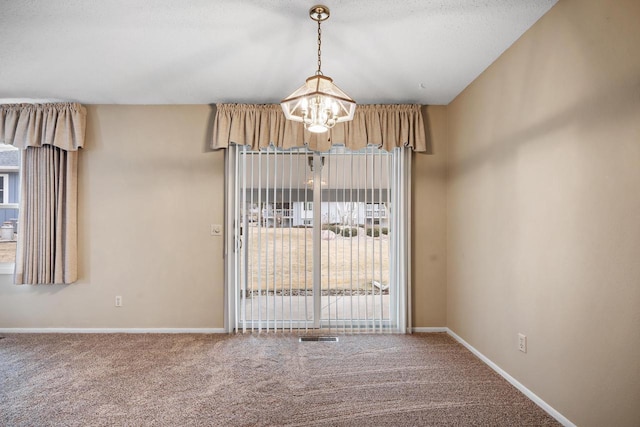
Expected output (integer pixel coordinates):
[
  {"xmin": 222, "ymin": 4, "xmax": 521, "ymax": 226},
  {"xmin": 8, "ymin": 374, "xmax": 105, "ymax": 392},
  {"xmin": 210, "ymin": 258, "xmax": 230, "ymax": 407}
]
[
  {"xmin": 212, "ymin": 103, "xmax": 430, "ymax": 152},
  {"xmin": 0, "ymin": 102, "xmax": 86, "ymax": 151}
]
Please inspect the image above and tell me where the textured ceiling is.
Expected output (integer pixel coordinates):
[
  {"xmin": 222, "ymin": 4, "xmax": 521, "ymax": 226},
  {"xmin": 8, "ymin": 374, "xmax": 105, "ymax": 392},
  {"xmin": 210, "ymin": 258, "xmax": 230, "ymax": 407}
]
[{"xmin": 0, "ymin": 0, "xmax": 557, "ymax": 105}]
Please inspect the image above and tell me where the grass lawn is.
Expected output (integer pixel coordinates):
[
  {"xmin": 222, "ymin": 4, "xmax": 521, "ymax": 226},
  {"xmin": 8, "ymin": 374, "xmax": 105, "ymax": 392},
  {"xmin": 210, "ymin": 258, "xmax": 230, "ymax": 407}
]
[{"xmin": 244, "ymin": 226, "xmax": 389, "ymax": 292}]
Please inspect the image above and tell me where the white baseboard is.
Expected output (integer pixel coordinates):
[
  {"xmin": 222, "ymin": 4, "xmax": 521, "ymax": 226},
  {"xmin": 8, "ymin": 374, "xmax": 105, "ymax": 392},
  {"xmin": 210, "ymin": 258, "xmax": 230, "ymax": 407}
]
[
  {"xmin": 412, "ymin": 327, "xmax": 448, "ymax": 333},
  {"xmin": 0, "ymin": 328, "xmax": 227, "ymax": 334},
  {"xmin": 445, "ymin": 328, "xmax": 575, "ymax": 427}
]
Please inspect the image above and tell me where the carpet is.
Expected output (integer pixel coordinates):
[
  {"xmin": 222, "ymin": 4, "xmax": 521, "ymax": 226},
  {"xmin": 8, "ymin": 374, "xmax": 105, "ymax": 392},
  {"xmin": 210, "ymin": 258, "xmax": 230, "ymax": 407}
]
[{"xmin": 0, "ymin": 332, "xmax": 559, "ymax": 426}]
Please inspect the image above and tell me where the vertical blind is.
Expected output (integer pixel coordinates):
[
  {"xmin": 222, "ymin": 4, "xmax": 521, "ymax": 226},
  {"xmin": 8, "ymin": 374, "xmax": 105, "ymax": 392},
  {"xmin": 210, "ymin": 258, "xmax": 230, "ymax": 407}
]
[{"xmin": 226, "ymin": 145, "xmax": 411, "ymax": 334}]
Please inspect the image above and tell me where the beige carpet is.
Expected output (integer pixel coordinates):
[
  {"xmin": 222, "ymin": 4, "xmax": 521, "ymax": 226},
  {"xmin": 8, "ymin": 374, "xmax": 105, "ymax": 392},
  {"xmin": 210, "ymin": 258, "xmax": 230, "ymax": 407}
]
[{"xmin": 0, "ymin": 333, "xmax": 559, "ymax": 426}]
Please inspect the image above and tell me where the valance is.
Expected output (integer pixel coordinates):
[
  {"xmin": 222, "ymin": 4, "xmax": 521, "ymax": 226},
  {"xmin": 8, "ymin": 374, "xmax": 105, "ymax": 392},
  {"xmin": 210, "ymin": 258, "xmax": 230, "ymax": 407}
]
[
  {"xmin": 212, "ymin": 103, "xmax": 430, "ymax": 152},
  {"xmin": 0, "ymin": 102, "xmax": 86, "ymax": 151}
]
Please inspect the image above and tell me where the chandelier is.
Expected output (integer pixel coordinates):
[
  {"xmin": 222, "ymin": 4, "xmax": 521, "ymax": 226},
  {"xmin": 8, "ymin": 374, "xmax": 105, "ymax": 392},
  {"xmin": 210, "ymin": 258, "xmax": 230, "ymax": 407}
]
[{"xmin": 281, "ymin": 5, "xmax": 356, "ymax": 133}]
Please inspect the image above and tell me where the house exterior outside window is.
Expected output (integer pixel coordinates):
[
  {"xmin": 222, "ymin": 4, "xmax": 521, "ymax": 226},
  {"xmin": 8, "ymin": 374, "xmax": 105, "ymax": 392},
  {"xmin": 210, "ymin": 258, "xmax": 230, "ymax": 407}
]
[{"xmin": 0, "ymin": 145, "xmax": 20, "ymax": 270}]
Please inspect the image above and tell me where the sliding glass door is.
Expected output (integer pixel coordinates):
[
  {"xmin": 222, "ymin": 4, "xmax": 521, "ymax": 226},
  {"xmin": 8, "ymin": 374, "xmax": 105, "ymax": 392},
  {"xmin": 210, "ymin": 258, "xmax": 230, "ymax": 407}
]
[{"xmin": 226, "ymin": 145, "xmax": 411, "ymax": 333}]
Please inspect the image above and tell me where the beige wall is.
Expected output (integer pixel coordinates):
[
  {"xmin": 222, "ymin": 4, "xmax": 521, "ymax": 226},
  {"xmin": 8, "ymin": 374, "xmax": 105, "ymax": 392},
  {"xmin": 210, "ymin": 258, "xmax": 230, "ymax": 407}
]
[
  {"xmin": 446, "ymin": 0, "xmax": 640, "ymax": 425},
  {"xmin": 412, "ymin": 106, "xmax": 447, "ymax": 327},
  {"xmin": 0, "ymin": 104, "xmax": 447, "ymax": 329},
  {"xmin": 0, "ymin": 105, "xmax": 226, "ymax": 329}
]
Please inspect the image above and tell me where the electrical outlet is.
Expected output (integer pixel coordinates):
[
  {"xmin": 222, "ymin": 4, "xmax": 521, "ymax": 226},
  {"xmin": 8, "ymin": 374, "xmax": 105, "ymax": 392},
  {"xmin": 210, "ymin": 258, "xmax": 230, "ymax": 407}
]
[
  {"xmin": 115, "ymin": 296, "xmax": 123, "ymax": 307},
  {"xmin": 210, "ymin": 224, "xmax": 222, "ymax": 236},
  {"xmin": 518, "ymin": 333, "xmax": 527, "ymax": 353}
]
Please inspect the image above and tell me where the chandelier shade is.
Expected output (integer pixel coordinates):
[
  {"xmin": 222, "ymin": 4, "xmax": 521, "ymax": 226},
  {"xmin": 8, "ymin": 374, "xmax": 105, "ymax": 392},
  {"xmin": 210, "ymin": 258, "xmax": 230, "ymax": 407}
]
[
  {"xmin": 281, "ymin": 75, "xmax": 356, "ymax": 133},
  {"xmin": 281, "ymin": 5, "xmax": 356, "ymax": 133}
]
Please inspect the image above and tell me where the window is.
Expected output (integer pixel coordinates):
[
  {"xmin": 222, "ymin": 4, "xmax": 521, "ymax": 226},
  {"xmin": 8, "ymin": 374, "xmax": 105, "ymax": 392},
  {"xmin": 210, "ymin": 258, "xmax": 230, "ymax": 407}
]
[
  {"xmin": 0, "ymin": 174, "xmax": 8, "ymax": 204},
  {"xmin": 0, "ymin": 144, "xmax": 20, "ymax": 272}
]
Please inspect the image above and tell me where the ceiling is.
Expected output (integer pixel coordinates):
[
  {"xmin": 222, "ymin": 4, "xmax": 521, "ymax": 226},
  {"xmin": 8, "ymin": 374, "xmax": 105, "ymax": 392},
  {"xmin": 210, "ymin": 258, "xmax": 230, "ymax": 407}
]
[{"xmin": 0, "ymin": 0, "xmax": 557, "ymax": 106}]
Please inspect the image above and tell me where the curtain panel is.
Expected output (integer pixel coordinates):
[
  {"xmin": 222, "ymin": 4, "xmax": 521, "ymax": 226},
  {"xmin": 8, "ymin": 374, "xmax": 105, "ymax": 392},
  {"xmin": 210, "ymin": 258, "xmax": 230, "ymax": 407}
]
[
  {"xmin": 212, "ymin": 103, "xmax": 430, "ymax": 153},
  {"xmin": 15, "ymin": 146, "xmax": 79, "ymax": 284},
  {"xmin": 0, "ymin": 102, "xmax": 85, "ymax": 285}
]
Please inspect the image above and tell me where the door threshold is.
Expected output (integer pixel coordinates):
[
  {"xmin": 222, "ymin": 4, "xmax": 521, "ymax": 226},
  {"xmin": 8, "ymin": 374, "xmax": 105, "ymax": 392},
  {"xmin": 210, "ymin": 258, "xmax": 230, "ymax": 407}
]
[{"xmin": 299, "ymin": 336, "xmax": 339, "ymax": 342}]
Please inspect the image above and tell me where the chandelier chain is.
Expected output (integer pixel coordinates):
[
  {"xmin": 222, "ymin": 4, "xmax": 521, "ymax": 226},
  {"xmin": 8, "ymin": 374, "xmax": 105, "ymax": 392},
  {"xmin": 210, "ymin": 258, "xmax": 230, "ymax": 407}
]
[{"xmin": 316, "ymin": 20, "xmax": 323, "ymax": 75}]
